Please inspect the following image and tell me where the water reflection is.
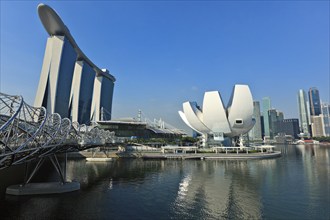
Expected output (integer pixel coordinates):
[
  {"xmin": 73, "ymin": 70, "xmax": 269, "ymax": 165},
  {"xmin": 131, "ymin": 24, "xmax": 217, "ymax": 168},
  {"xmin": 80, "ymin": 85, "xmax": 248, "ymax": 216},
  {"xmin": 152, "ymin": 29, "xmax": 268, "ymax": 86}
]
[
  {"xmin": 171, "ymin": 160, "xmax": 263, "ymax": 219},
  {"xmin": 177, "ymin": 174, "xmax": 191, "ymax": 198},
  {"xmin": 294, "ymin": 144, "xmax": 330, "ymax": 218},
  {"xmin": 0, "ymin": 145, "xmax": 329, "ymax": 219}
]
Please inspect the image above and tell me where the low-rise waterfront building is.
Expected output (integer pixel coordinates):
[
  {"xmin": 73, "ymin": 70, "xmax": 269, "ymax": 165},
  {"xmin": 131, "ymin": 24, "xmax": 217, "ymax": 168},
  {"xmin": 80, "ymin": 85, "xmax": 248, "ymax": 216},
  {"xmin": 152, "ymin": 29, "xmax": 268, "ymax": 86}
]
[{"xmin": 97, "ymin": 118, "xmax": 186, "ymax": 141}]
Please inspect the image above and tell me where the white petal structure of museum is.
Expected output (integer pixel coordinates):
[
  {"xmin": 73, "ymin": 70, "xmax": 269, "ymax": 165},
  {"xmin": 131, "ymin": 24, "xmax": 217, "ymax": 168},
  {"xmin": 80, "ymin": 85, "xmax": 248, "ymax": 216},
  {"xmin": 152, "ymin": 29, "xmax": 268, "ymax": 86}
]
[{"xmin": 179, "ymin": 85, "xmax": 255, "ymax": 143}]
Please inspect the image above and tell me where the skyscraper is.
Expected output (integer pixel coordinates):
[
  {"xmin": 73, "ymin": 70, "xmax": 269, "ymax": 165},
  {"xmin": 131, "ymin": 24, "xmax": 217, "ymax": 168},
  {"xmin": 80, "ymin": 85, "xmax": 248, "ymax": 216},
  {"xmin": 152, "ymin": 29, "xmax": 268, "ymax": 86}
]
[
  {"xmin": 309, "ymin": 87, "xmax": 321, "ymax": 116},
  {"xmin": 268, "ymin": 109, "xmax": 284, "ymax": 138},
  {"xmin": 275, "ymin": 119, "xmax": 300, "ymax": 139},
  {"xmin": 311, "ymin": 115, "xmax": 325, "ymax": 137},
  {"xmin": 34, "ymin": 4, "xmax": 116, "ymax": 124},
  {"xmin": 262, "ymin": 97, "xmax": 271, "ymax": 138},
  {"xmin": 248, "ymin": 101, "xmax": 262, "ymax": 141},
  {"xmin": 321, "ymin": 103, "xmax": 330, "ymax": 137},
  {"xmin": 297, "ymin": 89, "xmax": 310, "ymax": 136},
  {"xmin": 268, "ymin": 109, "xmax": 278, "ymax": 138}
]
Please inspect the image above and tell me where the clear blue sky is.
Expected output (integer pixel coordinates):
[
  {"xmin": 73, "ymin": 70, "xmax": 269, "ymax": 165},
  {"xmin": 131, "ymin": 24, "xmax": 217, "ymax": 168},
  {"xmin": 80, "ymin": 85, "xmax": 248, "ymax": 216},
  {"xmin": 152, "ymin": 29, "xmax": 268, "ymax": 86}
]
[{"xmin": 1, "ymin": 1, "xmax": 329, "ymax": 133}]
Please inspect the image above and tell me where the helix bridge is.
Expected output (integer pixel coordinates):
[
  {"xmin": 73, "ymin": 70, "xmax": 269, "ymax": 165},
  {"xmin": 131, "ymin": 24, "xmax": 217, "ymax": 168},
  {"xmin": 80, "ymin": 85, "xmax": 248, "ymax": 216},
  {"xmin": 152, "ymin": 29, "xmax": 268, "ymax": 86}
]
[{"xmin": 0, "ymin": 92, "xmax": 119, "ymax": 194}]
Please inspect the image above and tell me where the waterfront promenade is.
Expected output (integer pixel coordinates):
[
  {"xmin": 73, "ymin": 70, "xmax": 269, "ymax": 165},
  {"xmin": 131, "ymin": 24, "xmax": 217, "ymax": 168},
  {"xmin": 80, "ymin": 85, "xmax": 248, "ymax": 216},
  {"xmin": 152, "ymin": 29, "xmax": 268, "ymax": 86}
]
[
  {"xmin": 141, "ymin": 151, "xmax": 281, "ymax": 160},
  {"xmin": 77, "ymin": 146, "xmax": 282, "ymax": 160}
]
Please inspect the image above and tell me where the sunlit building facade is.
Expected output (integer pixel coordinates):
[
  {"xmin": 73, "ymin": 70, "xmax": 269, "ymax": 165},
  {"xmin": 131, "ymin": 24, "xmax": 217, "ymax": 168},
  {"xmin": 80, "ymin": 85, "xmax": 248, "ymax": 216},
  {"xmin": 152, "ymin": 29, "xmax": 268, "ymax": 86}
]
[
  {"xmin": 297, "ymin": 89, "xmax": 311, "ymax": 136},
  {"xmin": 34, "ymin": 4, "xmax": 116, "ymax": 124},
  {"xmin": 179, "ymin": 85, "xmax": 255, "ymax": 147},
  {"xmin": 311, "ymin": 115, "xmax": 325, "ymax": 137}
]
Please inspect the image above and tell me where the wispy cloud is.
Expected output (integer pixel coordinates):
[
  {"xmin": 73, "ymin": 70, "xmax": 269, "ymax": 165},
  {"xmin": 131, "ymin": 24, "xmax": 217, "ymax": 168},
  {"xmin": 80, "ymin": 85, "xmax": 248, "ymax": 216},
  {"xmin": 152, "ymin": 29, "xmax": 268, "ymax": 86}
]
[{"xmin": 191, "ymin": 86, "xmax": 198, "ymax": 91}]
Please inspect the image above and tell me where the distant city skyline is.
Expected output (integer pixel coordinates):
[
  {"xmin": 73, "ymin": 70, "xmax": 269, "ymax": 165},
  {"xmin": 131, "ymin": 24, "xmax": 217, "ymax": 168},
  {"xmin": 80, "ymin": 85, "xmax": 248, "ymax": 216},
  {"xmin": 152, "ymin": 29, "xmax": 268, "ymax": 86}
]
[{"xmin": 1, "ymin": 1, "xmax": 329, "ymax": 133}]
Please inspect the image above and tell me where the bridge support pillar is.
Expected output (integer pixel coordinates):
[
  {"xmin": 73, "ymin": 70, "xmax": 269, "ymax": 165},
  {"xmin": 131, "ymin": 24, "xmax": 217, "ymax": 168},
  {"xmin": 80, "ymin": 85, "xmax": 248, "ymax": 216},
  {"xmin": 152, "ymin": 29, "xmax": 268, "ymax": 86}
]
[{"xmin": 6, "ymin": 153, "xmax": 80, "ymax": 196}]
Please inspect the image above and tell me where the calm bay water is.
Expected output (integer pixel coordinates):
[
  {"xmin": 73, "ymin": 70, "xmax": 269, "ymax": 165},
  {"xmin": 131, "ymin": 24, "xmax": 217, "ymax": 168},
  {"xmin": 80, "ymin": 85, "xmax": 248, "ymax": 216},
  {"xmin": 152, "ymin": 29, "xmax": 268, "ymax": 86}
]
[{"xmin": 0, "ymin": 144, "xmax": 329, "ymax": 219}]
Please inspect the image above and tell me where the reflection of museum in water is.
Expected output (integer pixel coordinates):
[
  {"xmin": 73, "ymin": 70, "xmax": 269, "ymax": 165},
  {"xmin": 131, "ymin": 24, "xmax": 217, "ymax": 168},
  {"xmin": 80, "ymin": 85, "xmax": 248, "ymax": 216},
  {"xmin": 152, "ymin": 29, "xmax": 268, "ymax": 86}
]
[{"xmin": 66, "ymin": 159, "xmax": 278, "ymax": 219}]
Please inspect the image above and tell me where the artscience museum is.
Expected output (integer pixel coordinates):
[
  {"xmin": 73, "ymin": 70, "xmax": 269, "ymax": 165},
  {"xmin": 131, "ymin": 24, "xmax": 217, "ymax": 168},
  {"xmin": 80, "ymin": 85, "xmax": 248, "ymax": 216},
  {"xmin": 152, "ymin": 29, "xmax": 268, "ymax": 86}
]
[{"xmin": 179, "ymin": 85, "xmax": 255, "ymax": 147}]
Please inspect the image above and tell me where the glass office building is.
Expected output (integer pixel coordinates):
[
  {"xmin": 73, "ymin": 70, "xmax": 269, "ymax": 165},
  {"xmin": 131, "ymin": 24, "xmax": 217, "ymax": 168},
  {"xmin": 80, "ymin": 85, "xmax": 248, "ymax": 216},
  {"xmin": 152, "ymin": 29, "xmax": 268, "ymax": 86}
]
[
  {"xmin": 309, "ymin": 87, "xmax": 321, "ymax": 116},
  {"xmin": 262, "ymin": 97, "xmax": 271, "ymax": 138},
  {"xmin": 297, "ymin": 89, "xmax": 310, "ymax": 136}
]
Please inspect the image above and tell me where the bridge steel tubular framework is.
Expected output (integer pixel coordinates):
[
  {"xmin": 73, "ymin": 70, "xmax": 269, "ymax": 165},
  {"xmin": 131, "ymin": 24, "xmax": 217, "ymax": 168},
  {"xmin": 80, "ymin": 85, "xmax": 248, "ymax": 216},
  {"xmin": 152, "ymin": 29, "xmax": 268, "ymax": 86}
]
[{"xmin": 1, "ymin": 91, "xmax": 118, "ymax": 195}]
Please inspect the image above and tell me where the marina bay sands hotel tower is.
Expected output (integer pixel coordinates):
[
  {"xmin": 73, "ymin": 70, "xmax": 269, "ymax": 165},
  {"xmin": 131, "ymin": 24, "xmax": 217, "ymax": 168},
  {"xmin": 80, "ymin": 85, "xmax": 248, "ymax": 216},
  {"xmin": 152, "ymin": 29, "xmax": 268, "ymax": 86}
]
[{"xmin": 34, "ymin": 4, "xmax": 116, "ymax": 124}]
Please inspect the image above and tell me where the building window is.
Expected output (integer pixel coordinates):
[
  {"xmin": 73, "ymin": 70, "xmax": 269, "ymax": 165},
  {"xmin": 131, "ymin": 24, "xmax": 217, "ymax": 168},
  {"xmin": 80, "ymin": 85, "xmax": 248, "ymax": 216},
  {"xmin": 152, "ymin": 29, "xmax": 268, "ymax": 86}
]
[{"xmin": 235, "ymin": 119, "xmax": 243, "ymax": 124}]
